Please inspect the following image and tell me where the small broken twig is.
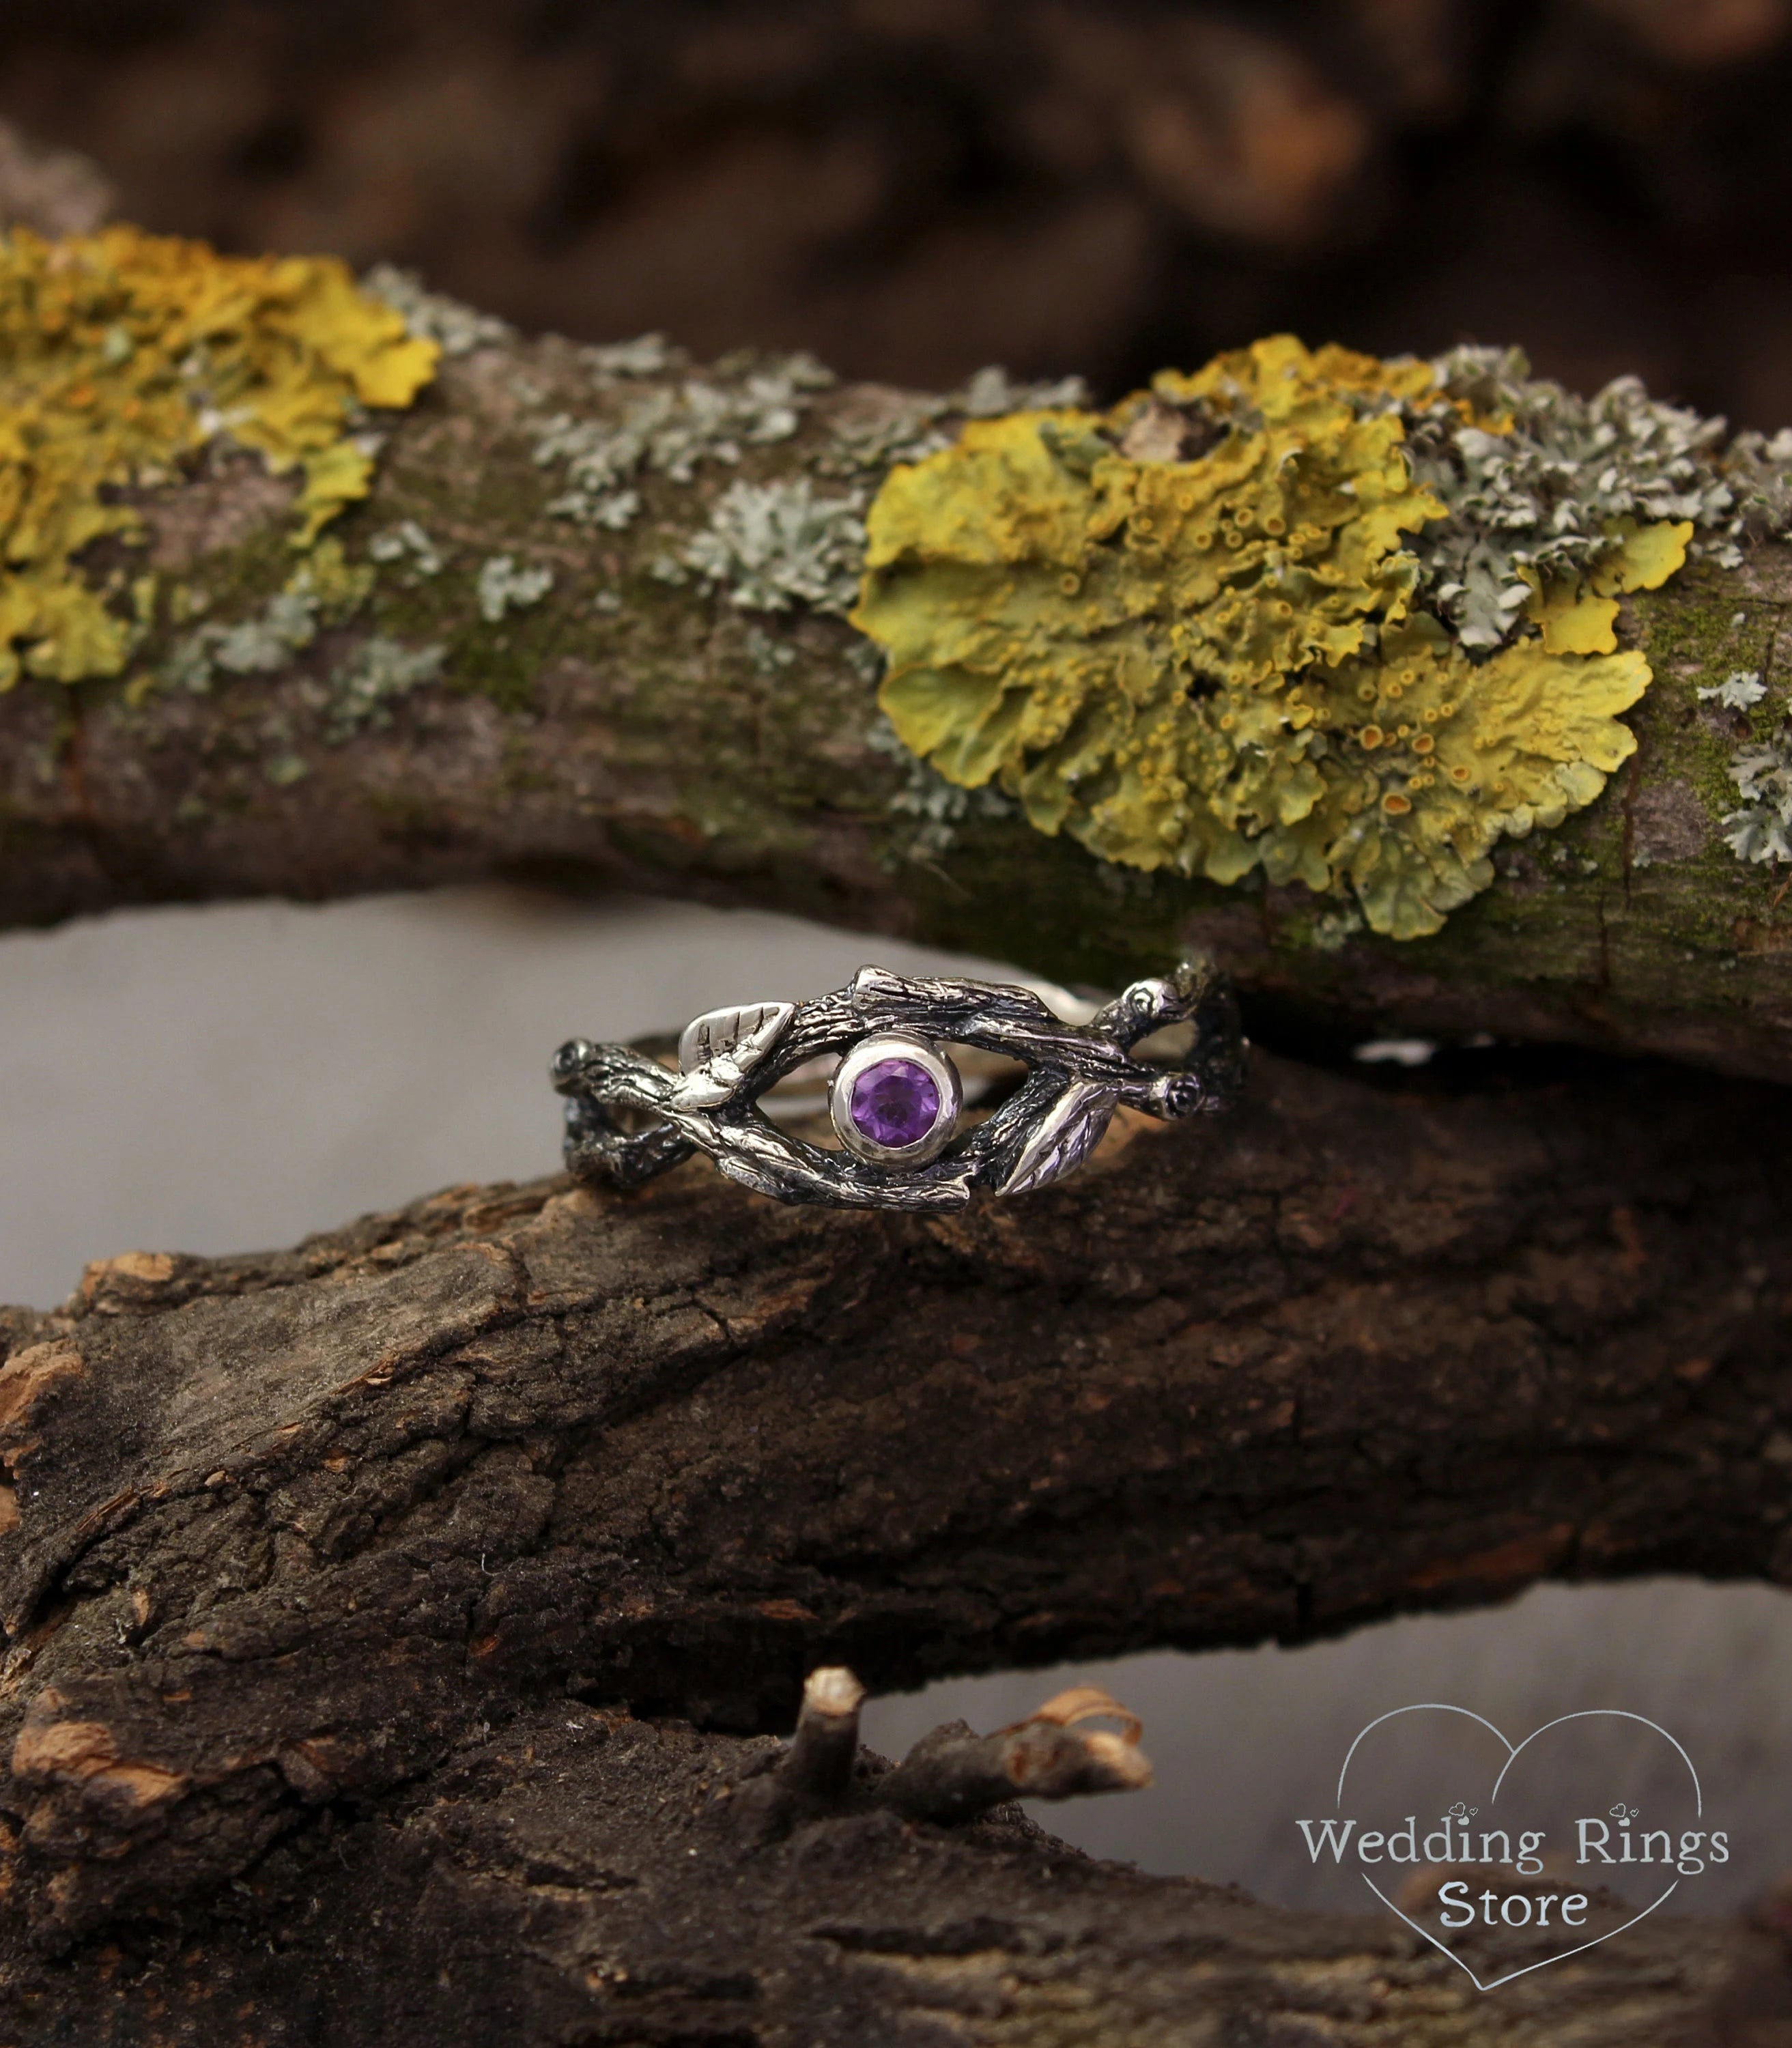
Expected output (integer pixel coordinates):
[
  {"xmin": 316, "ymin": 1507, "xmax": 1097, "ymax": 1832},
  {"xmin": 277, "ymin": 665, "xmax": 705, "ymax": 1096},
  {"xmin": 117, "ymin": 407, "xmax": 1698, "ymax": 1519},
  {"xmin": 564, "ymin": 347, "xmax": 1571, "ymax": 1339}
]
[
  {"xmin": 877, "ymin": 1686, "xmax": 1152, "ymax": 1823},
  {"xmin": 736, "ymin": 1670, "xmax": 1151, "ymax": 1841},
  {"xmin": 778, "ymin": 1665, "xmax": 866, "ymax": 1808},
  {"xmin": 734, "ymin": 1665, "xmax": 868, "ymax": 1840}
]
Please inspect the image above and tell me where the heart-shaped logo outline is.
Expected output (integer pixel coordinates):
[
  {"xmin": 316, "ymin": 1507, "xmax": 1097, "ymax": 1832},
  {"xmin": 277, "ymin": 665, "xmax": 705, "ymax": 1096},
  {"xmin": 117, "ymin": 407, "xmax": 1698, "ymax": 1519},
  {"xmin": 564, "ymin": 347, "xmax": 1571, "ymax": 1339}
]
[{"xmin": 1333, "ymin": 1705, "xmax": 1703, "ymax": 1992}]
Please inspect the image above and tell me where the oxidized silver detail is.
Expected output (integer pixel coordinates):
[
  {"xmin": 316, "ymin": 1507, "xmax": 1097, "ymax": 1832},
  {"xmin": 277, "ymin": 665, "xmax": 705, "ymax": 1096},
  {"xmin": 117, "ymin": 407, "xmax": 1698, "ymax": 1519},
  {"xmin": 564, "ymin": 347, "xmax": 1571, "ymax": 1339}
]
[{"xmin": 551, "ymin": 956, "xmax": 1241, "ymax": 1211}]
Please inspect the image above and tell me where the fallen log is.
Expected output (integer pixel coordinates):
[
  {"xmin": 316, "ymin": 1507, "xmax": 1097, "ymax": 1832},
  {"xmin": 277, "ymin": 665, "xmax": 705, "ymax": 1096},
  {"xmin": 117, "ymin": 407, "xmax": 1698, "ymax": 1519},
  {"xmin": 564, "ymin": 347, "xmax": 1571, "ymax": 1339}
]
[{"xmin": 1, "ymin": 294, "xmax": 1792, "ymax": 1079}]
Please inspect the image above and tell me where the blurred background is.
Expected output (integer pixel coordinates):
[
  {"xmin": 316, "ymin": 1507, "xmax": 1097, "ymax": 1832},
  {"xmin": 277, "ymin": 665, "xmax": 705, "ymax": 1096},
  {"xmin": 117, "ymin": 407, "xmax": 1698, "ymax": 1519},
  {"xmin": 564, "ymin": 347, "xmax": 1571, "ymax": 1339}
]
[
  {"xmin": 4, "ymin": 0, "xmax": 1792, "ymax": 421},
  {"xmin": 2, "ymin": 0, "xmax": 1791, "ymax": 1916}
]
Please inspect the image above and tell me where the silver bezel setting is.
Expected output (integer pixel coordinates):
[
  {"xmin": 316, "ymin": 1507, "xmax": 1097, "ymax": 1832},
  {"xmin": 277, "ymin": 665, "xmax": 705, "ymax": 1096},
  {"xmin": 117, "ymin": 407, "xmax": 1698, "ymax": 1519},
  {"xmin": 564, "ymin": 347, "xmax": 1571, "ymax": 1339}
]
[{"xmin": 828, "ymin": 1032, "xmax": 962, "ymax": 1167}]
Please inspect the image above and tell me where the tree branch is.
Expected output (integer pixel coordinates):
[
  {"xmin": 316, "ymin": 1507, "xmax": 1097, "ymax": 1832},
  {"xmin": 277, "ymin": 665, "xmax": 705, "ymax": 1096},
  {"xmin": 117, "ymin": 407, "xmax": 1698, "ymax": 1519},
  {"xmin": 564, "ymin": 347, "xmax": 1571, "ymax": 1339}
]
[
  {"xmin": 6, "ymin": 274, "xmax": 1792, "ymax": 2036},
  {"xmin": 3, "ymin": 327, "xmax": 1792, "ymax": 1077},
  {"xmin": 0, "ymin": 1046, "xmax": 1787, "ymax": 2038}
]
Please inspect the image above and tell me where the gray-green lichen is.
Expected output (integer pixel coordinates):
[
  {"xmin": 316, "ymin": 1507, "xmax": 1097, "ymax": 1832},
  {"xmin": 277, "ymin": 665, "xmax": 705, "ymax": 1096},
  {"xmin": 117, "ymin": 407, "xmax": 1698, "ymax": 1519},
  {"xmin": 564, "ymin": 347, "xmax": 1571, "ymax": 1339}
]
[
  {"xmin": 741, "ymin": 624, "xmax": 795, "ymax": 677},
  {"xmin": 1090, "ymin": 342, "xmax": 1792, "ymax": 657},
  {"xmin": 681, "ymin": 479, "xmax": 866, "ymax": 614},
  {"xmin": 1406, "ymin": 347, "xmax": 1744, "ymax": 647},
  {"xmin": 581, "ymin": 333, "xmax": 674, "ymax": 379},
  {"xmin": 819, "ymin": 405, "xmax": 953, "ymax": 477},
  {"xmin": 530, "ymin": 350, "xmax": 836, "ymax": 529},
  {"xmin": 141, "ymin": 523, "xmax": 449, "ymax": 759},
  {"xmin": 866, "ymin": 711, "xmax": 1016, "ymax": 861},
  {"xmin": 160, "ymin": 545, "xmax": 371, "ymax": 693},
  {"xmin": 362, "ymin": 264, "xmax": 515, "ymax": 359},
  {"xmin": 1721, "ymin": 727, "xmax": 1792, "ymax": 864},
  {"xmin": 953, "ymin": 365, "xmax": 1090, "ymax": 418},
  {"xmin": 185, "ymin": 591, "xmax": 313, "ymax": 683},
  {"xmin": 476, "ymin": 555, "xmax": 554, "ymax": 623},
  {"xmin": 368, "ymin": 520, "xmax": 444, "ymax": 579},
  {"xmin": 324, "ymin": 636, "xmax": 446, "ymax": 741},
  {"xmin": 1698, "ymin": 669, "xmax": 1765, "ymax": 709}
]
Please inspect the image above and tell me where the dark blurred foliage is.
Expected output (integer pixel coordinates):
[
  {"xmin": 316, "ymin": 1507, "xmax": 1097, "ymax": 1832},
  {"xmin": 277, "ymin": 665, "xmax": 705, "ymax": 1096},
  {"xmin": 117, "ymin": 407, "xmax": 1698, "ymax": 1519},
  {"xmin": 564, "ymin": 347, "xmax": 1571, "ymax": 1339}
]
[{"xmin": 3, "ymin": 0, "xmax": 1792, "ymax": 419}]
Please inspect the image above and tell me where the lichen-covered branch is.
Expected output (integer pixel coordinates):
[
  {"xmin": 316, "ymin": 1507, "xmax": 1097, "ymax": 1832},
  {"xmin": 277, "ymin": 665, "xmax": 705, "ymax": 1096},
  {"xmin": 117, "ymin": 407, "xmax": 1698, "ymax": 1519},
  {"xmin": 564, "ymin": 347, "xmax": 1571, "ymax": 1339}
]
[
  {"xmin": 1, "ymin": 1047, "xmax": 1790, "ymax": 2037},
  {"xmin": 7, "ymin": 238, "xmax": 1792, "ymax": 1077}
]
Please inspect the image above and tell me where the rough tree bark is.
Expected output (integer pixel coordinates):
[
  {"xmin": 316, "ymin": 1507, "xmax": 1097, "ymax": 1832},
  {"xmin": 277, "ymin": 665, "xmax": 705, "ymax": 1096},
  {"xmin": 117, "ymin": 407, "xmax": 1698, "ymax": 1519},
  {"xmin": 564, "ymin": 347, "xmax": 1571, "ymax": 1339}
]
[
  {"xmin": 8, "ymin": 261, "xmax": 1792, "ymax": 2037},
  {"xmin": 2, "ymin": 330, "xmax": 1792, "ymax": 1079},
  {"xmin": 1, "ymin": 1049, "xmax": 1791, "ymax": 2040}
]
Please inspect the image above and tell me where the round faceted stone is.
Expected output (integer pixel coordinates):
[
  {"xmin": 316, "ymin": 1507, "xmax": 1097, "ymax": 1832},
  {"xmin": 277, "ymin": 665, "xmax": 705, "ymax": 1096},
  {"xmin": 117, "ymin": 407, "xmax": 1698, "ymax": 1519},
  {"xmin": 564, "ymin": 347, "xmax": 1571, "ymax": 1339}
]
[{"xmin": 849, "ymin": 1057, "xmax": 942, "ymax": 1150}]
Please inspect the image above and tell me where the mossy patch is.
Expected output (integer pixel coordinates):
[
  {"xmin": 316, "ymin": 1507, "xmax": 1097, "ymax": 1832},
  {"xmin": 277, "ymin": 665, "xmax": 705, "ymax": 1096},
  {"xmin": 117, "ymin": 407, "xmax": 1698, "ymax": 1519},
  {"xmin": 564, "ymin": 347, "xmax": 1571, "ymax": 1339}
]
[
  {"xmin": 0, "ymin": 224, "xmax": 438, "ymax": 692},
  {"xmin": 438, "ymin": 592, "xmax": 571, "ymax": 716},
  {"xmin": 854, "ymin": 336, "xmax": 1689, "ymax": 939}
]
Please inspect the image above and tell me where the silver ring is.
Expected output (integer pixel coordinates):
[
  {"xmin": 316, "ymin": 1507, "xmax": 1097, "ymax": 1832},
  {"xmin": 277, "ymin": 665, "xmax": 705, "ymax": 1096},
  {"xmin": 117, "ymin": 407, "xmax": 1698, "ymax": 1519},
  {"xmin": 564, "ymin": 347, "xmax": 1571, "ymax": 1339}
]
[{"xmin": 551, "ymin": 957, "xmax": 1240, "ymax": 1211}]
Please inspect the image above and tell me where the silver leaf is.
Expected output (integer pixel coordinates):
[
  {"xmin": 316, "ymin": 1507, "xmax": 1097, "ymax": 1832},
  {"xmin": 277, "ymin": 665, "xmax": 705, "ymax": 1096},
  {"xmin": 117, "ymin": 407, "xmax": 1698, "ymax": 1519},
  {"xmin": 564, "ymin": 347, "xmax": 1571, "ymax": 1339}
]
[
  {"xmin": 998, "ymin": 1081, "xmax": 1117, "ymax": 1197},
  {"xmin": 679, "ymin": 1000, "xmax": 794, "ymax": 1072},
  {"xmin": 672, "ymin": 1000, "xmax": 795, "ymax": 1109}
]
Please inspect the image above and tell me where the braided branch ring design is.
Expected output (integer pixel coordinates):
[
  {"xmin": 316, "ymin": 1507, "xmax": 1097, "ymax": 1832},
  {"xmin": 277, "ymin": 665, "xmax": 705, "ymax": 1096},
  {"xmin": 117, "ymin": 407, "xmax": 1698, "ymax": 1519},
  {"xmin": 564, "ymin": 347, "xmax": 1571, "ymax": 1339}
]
[{"xmin": 551, "ymin": 957, "xmax": 1241, "ymax": 1210}]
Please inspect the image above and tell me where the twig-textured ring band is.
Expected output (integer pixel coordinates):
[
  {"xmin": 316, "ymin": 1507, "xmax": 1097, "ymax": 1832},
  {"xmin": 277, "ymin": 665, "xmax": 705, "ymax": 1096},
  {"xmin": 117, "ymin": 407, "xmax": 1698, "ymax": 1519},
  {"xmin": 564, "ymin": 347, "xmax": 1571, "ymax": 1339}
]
[{"xmin": 551, "ymin": 957, "xmax": 1241, "ymax": 1210}]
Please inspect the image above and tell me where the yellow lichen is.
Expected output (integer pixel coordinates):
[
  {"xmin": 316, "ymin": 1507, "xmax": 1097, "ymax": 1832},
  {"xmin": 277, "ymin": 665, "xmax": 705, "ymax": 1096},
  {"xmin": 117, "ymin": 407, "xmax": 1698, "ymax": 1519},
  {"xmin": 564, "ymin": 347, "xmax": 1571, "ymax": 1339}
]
[
  {"xmin": 1593, "ymin": 516, "xmax": 1692, "ymax": 597},
  {"xmin": 1528, "ymin": 582, "xmax": 1620, "ymax": 655},
  {"xmin": 854, "ymin": 335, "xmax": 1683, "ymax": 938},
  {"xmin": 1525, "ymin": 515, "xmax": 1692, "ymax": 655},
  {"xmin": 0, "ymin": 225, "xmax": 438, "ymax": 690}
]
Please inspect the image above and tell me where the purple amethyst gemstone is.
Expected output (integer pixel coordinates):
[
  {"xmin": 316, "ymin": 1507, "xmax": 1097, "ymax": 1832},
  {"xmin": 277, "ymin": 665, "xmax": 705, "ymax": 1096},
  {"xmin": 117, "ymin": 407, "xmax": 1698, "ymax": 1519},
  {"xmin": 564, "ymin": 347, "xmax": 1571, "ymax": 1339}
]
[{"xmin": 849, "ymin": 1057, "xmax": 941, "ymax": 1150}]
